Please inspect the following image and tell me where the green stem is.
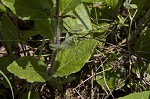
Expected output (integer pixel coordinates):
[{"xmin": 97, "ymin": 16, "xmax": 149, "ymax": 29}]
[
  {"xmin": 127, "ymin": 9, "xmax": 138, "ymax": 84},
  {"xmin": 28, "ymin": 84, "xmax": 32, "ymax": 99},
  {"xmin": 48, "ymin": 0, "xmax": 61, "ymax": 75},
  {"xmin": 54, "ymin": 0, "xmax": 61, "ymax": 45}
]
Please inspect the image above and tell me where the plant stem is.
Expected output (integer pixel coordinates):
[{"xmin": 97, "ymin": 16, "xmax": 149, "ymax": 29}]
[
  {"xmin": 28, "ymin": 84, "xmax": 32, "ymax": 99},
  {"xmin": 55, "ymin": 0, "xmax": 61, "ymax": 45},
  {"xmin": 48, "ymin": 0, "xmax": 60, "ymax": 75}
]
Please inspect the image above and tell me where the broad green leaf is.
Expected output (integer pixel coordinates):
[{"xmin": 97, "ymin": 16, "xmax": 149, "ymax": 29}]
[
  {"xmin": 1, "ymin": 0, "xmax": 15, "ymax": 12},
  {"xmin": 0, "ymin": 3, "xmax": 6, "ymax": 12},
  {"xmin": 63, "ymin": 11, "xmax": 82, "ymax": 32},
  {"xmin": 75, "ymin": 3, "xmax": 92, "ymax": 30},
  {"xmin": 118, "ymin": 91, "xmax": 150, "ymax": 99},
  {"xmin": 39, "ymin": 0, "xmax": 53, "ymax": 13},
  {"xmin": 54, "ymin": 39, "xmax": 98, "ymax": 77},
  {"xmin": 60, "ymin": 0, "xmax": 81, "ymax": 15},
  {"xmin": 105, "ymin": 0, "xmax": 122, "ymax": 9},
  {"xmin": 7, "ymin": 57, "xmax": 49, "ymax": 83},
  {"xmin": 1, "ymin": 0, "xmax": 48, "ymax": 20},
  {"xmin": 35, "ymin": 19, "xmax": 54, "ymax": 41},
  {"xmin": 1, "ymin": 14, "xmax": 19, "ymax": 54},
  {"xmin": 64, "ymin": 3, "xmax": 92, "ymax": 32}
]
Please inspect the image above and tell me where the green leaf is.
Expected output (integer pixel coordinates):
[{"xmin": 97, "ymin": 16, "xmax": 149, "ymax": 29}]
[
  {"xmin": 21, "ymin": 30, "xmax": 38, "ymax": 40},
  {"xmin": 60, "ymin": 37, "xmax": 75, "ymax": 49},
  {"xmin": 105, "ymin": 0, "xmax": 122, "ymax": 9},
  {"xmin": 35, "ymin": 19, "xmax": 54, "ymax": 41},
  {"xmin": 0, "ymin": 57, "xmax": 14, "ymax": 73},
  {"xmin": 38, "ymin": 0, "xmax": 53, "ymax": 14},
  {"xmin": 129, "ymin": 4, "xmax": 138, "ymax": 9},
  {"xmin": 7, "ymin": 57, "xmax": 49, "ymax": 83},
  {"xmin": 1, "ymin": 0, "xmax": 48, "ymax": 20},
  {"xmin": 1, "ymin": 14, "xmax": 19, "ymax": 54},
  {"xmin": 54, "ymin": 39, "xmax": 98, "ymax": 77},
  {"xmin": 60, "ymin": 0, "xmax": 81, "ymax": 15},
  {"xmin": 75, "ymin": 3, "xmax": 92, "ymax": 30},
  {"xmin": 118, "ymin": 91, "xmax": 150, "ymax": 99},
  {"xmin": 50, "ymin": 36, "xmax": 76, "ymax": 50},
  {"xmin": 64, "ymin": 3, "xmax": 92, "ymax": 32},
  {"xmin": 1, "ymin": 0, "xmax": 15, "ymax": 12},
  {"xmin": 0, "ymin": 3, "xmax": 6, "ymax": 12}
]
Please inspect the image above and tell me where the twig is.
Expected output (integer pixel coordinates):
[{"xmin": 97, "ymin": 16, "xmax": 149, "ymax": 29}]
[
  {"xmin": 91, "ymin": 66, "xmax": 94, "ymax": 99},
  {"xmin": 100, "ymin": 58, "xmax": 114, "ymax": 99},
  {"xmin": 74, "ymin": 58, "xmax": 110, "ymax": 89},
  {"xmin": 74, "ymin": 88, "xmax": 84, "ymax": 99}
]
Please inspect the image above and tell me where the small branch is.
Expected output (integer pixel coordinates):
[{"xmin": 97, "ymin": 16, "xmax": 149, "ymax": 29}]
[{"xmin": 74, "ymin": 58, "xmax": 110, "ymax": 89}]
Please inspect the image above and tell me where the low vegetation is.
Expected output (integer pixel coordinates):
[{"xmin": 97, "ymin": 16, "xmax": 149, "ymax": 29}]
[{"xmin": 0, "ymin": 0, "xmax": 150, "ymax": 98}]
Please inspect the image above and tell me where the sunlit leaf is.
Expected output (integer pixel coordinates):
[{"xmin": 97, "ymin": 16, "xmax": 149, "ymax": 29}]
[
  {"xmin": 54, "ymin": 39, "xmax": 98, "ymax": 77},
  {"xmin": 60, "ymin": 0, "xmax": 81, "ymax": 15},
  {"xmin": 0, "ymin": 3, "xmax": 6, "ymax": 12},
  {"xmin": 64, "ymin": 3, "xmax": 92, "ymax": 32},
  {"xmin": 7, "ymin": 57, "xmax": 49, "ymax": 83}
]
